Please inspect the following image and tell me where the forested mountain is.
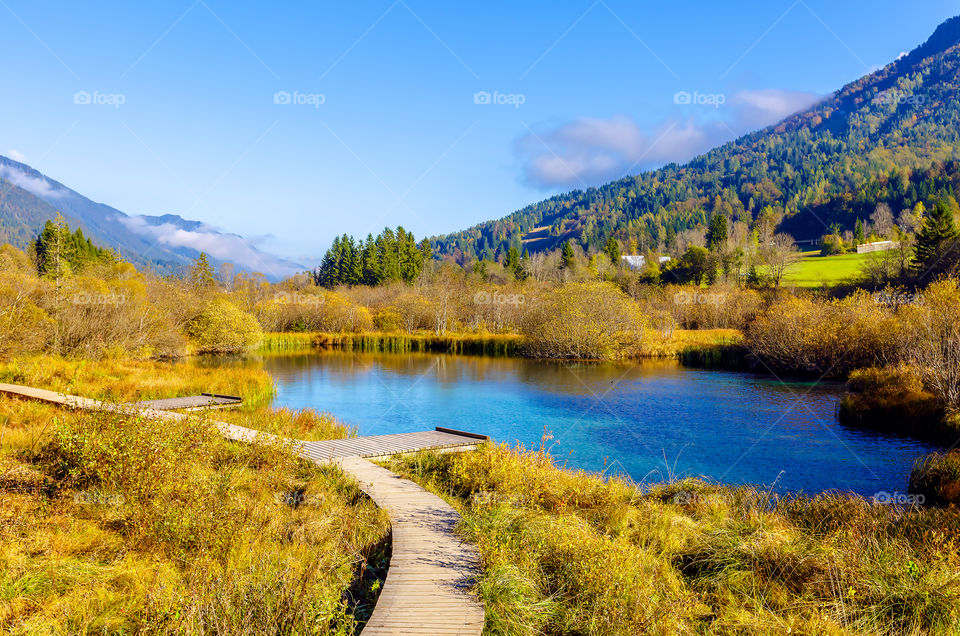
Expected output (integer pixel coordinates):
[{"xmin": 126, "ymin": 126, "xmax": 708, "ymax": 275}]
[
  {"xmin": 432, "ymin": 16, "xmax": 960, "ymax": 263},
  {"xmin": 0, "ymin": 156, "xmax": 303, "ymax": 279}
]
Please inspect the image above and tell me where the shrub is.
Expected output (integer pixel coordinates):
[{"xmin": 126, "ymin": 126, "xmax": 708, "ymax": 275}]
[
  {"xmin": 0, "ymin": 260, "xmax": 53, "ymax": 357},
  {"xmin": 53, "ymin": 264, "xmax": 186, "ymax": 358},
  {"xmin": 520, "ymin": 281, "xmax": 644, "ymax": 359},
  {"xmin": 901, "ymin": 278, "xmax": 960, "ymax": 409},
  {"xmin": 634, "ymin": 283, "xmax": 764, "ymax": 330},
  {"xmin": 321, "ymin": 292, "xmax": 373, "ymax": 332},
  {"xmin": 746, "ymin": 291, "xmax": 902, "ymax": 376},
  {"xmin": 186, "ymin": 297, "xmax": 263, "ymax": 354},
  {"xmin": 820, "ymin": 233, "xmax": 845, "ymax": 255},
  {"xmin": 372, "ymin": 307, "xmax": 403, "ymax": 331}
]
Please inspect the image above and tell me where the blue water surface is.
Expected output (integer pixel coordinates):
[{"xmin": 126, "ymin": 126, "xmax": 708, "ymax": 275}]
[{"xmin": 213, "ymin": 351, "xmax": 939, "ymax": 497}]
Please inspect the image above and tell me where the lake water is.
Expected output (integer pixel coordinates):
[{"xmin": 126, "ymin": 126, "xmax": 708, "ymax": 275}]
[{"xmin": 211, "ymin": 350, "xmax": 939, "ymax": 497}]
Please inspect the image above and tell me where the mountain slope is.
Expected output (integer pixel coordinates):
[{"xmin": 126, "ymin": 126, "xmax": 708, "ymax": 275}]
[
  {"xmin": 0, "ymin": 157, "xmax": 303, "ymax": 280},
  {"xmin": 433, "ymin": 15, "xmax": 960, "ymax": 262}
]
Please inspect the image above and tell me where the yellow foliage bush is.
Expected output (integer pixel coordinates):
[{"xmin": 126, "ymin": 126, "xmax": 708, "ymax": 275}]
[
  {"xmin": 372, "ymin": 307, "xmax": 403, "ymax": 331},
  {"xmin": 186, "ymin": 297, "xmax": 263, "ymax": 354},
  {"xmin": 520, "ymin": 281, "xmax": 644, "ymax": 359},
  {"xmin": 746, "ymin": 290, "xmax": 902, "ymax": 376}
]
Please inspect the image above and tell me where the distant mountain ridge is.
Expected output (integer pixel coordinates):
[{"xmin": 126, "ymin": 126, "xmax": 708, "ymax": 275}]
[
  {"xmin": 0, "ymin": 156, "xmax": 303, "ymax": 280},
  {"xmin": 432, "ymin": 15, "xmax": 960, "ymax": 262}
]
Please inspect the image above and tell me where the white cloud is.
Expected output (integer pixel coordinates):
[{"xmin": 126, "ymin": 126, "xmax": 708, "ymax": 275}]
[
  {"xmin": 0, "ymin": 163, "xmax": 70, "ymax": 199},
  {"xmin": 518, "ymin": 88, "xmax": 823, "ymax": 188},
  {"xmin": 119, "ymin": 215, "xmax": 303, "ymax": 279},
  {"xmin": 6, "ymin": 149, "xmax": 28, "ymax": 163}
]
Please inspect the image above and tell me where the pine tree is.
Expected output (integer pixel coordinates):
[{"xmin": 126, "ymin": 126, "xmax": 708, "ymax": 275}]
[
  {"xmin": 707, "ymin": 213, "xmax": 728, "ymax": 252},
  {"xmin": 505, "ymin": 246, "xmax": 522, "ymax": 280},
  {"xmin": 854, "ymin": 218, "xmax": 865, "ymax": 245},
  {"xmin": 189, "ymin": 252, "xmax": 217, "ymax": 289},
  {"xmin": 604, "ymin": 236, "xmax": 621, "ymax": 264},
  {"xmin": 560, "ymin": 241, "xmax": 576, "ymax": 270},
  {"xmin": 35, "ymin": 216, "xmax": 73, "ymax": 278},
  {"xmin": 361, "ymin": 235, "xmax": 381, "ymax": 285},
  {"xmin": 913, "ymin": 200, "xmax": 959, "ymax": 278}
]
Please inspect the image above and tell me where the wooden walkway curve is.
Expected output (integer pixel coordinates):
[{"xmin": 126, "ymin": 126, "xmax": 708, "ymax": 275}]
[{"xmin": 0, "ymin": 383, "xmax": 486, "ymax": 635}]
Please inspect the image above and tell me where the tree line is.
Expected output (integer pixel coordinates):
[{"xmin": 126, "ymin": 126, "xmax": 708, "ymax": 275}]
[
  {"xmin": 34, "ymin": 216, "xmax": 116, "ymax": 277},
  {"xmin": 313, "ymin": 226, "xmax": 432, "ymax": 287}
]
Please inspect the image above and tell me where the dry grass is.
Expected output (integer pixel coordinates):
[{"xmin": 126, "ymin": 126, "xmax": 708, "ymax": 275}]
[
  {"xmin": 215, "ymin": 407, "xmax": 354, "ymax": 442},
  {"xmin": 639, "ymin": 328, "xmax": 743, "ymax": 358},
  {"xmin": 0, "ymin": 358, "xmax": 389, "ymax": 635},
  {"xmin": 0, "ymin": 355, "xmax": 275, "ymax": 406},
  {"xmin": 384, "ymin": 444, "xmax": 960, "ymax": 635}
]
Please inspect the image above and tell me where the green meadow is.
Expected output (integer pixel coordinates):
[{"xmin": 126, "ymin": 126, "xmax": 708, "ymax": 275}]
[{"xmin": 782, "ymin": 250, "xmax": 874, "ymax": 287}]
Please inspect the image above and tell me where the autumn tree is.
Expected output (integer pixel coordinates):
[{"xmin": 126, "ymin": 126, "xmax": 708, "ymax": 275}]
[
  {"xmin": 760, "ymin": 233, "xmax": 801, "ymax": 287},
  {"xmin": 871, "ymin": 202, "xmax": 894, "ymax": 238}
]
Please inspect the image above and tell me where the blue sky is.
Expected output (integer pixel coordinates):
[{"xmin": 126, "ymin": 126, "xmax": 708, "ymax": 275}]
[{"xmin": 0, "ymin": 1, "xmax": 956, "ymax": 265}]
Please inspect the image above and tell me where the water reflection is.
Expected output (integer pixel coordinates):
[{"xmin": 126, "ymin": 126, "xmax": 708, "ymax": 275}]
[{"xmin": 200, "ymin": 350, "xmax": 940, "ymax": 497}]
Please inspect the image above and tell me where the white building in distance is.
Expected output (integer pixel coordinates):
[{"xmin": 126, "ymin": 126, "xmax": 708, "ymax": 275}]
[
  {"xmin": 621, "ymin": 255, "xmax": 671, "ymax": 270},
  {"xmin": 856, "ymin": 240, "xmax": 899, "ymax": 254}
]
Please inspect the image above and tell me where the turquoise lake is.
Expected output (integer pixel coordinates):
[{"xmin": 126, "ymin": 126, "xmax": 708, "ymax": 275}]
[{"xmin": 209, "ymin": 350, "xmax": 939, "ymax": 497}]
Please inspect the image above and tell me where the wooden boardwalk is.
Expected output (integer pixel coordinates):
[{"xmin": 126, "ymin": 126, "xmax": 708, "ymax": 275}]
[
  {"xmin": 0, "ymin": 383, "xmax": 486, "ymax": 635},
  {"xmin": 302, "ymin": 428, "xmax": 487, "ymax": 461},
  {"xmin": 120, "ymin": 393, "xmax": 242, "ymax": 411}
]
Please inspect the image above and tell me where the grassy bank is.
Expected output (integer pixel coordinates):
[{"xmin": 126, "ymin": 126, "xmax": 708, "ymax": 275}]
[
  {"xmin": 640, "ymin": 328, "xmax": 751, "ymax": 370},
  {"xmin": 0, "ymin": 355, "xmax": 276, "ymax": 406},
  {"xmin": 838, "ymin": 366, "xmax": 955, "ymax": 444},
  {"xmin": 261, "ymin": 328, "xmax": 744, "ymax": 363},
  {"xmin": 261, "ymin": 331, "xmax": 523, "ymax": 356},
  {"xmin": 0, "ymin": 357, "xmax": 389, "ymax": 634},
  {"xmin": 384, "ymin": 444, "xmax": 960, "ymax": 635}
]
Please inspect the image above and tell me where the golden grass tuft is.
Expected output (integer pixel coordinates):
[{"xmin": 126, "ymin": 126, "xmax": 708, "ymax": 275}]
[{"xmin": 384, "ymin": 444, "xmax": 960, "ymax": 635}]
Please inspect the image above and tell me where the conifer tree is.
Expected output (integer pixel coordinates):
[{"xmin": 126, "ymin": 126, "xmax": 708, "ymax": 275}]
[
  {"xmin": 604, "ymin": 236, "xmax": 621, "ymax": 264},
  {"xmin": 707, "ymin": 213, "xmax": 728, "ymax": 252},
  {"xmin": 913, "ymin": 200, "xmax": 959, "ymax": 279},
  {"xmin": 560, "ymin": 240, "xmax": 576, "ymax": 270}
]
